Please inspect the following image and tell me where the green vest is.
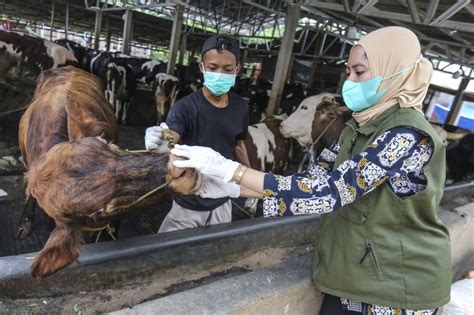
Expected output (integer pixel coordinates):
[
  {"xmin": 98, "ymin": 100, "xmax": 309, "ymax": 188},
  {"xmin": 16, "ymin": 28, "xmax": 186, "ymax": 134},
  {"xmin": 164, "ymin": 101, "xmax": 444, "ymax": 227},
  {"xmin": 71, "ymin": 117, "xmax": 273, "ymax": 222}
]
[{"xmin": 312, "ymin": 106, "xmax": 451, "ymax": 310}]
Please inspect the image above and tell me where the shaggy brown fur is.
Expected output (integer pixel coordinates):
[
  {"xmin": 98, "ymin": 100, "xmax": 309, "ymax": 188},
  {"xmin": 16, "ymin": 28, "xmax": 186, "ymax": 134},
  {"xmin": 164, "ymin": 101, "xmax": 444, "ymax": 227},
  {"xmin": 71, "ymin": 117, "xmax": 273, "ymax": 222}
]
[
  {"xmin": 18, "ymin": 67, "xmax": 200, "ymax": 278},
  {"xmin": 27, "ymin": 138, "xmax": 199, "ymax": 278},
  {"xmin": 16, "ymin": 66, "xmax": 118, "ymax": 240}
]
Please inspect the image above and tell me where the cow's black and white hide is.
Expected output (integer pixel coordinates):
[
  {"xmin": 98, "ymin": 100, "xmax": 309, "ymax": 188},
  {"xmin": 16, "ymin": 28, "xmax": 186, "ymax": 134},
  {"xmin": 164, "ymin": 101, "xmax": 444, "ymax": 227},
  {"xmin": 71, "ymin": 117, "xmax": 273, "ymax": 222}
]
[
  {"xmin": 0, "ymin": 30, "xmax": 78, "ymax": 83},
  {"xmin": 279, "ymin": 82, "xmax": 308, "ymax": 116},
  {"xmin": 243, "ymin": 114, "xmax": 291, "ymax": 213},
  {"xmin": 114, "ymin": 57, "xmax": 166, "ymax": 85},
  {"xmin": 105, "ymin": 61, "xmax": 136, "ymax": 124},
  {"xmin": 175, "ymin": 61, "xmax": 203, "ymax": 98},
  {"xmin": 54, "ymin": 39, "xmax": 91, "ymax": 70},
  {"xmin": 89, "ymin": 51, "xmax": 114, "ymax": 83},
  {"xmin": 152, "ymin": 73, "xmax": 180, "ymax": 124},
  {"xmin": 234, "ymin": 78, "xmax": 271, "ymax": 125}
]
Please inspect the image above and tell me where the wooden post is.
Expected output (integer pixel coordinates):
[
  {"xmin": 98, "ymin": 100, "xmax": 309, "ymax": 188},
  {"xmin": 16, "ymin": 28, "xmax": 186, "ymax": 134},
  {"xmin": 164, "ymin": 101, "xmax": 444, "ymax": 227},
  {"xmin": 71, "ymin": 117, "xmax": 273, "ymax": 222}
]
[
  {"xmin": 446, "ymin": 77, "xmax": 470, "ymax": 125},
  {"xmin": 266, "ymin": 4, "xmax": 300, "ymax": 116},
  {"xmin": 178, "ymin": 32, "xmax": 187, "ymax": 65},
  {"xmin": 167, "ymin": 4, "xmax": 184, "ymax": 75},
  {"xmin": 93, "ymin": 6, "xmax": 102, "ymax": 50},
  {"xmin": 49, "ymin": 0, "xmax": 55, "ymax": 41},
  {"xmin": 122, "ymin": 9, "xmax": 133, "ymax": 55}
]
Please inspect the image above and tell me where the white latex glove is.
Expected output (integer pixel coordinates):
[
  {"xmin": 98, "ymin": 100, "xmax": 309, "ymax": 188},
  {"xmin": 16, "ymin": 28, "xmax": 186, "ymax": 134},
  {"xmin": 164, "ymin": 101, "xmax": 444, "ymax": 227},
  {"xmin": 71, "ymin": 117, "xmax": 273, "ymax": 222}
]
[
  {"xmin": 145, "ymin": 122, "xmax": 169, "ymax": 153},
  {"xmin": 197, "ymin": 175, "xmax": 240, "ymax": 199},
  {"xmin": 171, "ymin": 144, "xmax": 239, "ymax": 182}
]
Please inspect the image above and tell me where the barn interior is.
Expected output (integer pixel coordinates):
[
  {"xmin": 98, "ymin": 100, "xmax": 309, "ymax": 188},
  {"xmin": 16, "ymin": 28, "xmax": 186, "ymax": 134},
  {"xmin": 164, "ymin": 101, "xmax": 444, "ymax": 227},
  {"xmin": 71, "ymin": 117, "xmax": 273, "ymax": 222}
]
[{"xmin": 0, "ymin": 0, "xmax": 474, "ymax": 313}]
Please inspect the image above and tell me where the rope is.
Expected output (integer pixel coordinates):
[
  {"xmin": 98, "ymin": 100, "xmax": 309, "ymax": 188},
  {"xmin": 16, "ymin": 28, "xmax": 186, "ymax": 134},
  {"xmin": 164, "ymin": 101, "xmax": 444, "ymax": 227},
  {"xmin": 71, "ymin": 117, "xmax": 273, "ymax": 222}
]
[{"xmin": 297, "ymin": 116, "xmax": 338, "ymax": 172}]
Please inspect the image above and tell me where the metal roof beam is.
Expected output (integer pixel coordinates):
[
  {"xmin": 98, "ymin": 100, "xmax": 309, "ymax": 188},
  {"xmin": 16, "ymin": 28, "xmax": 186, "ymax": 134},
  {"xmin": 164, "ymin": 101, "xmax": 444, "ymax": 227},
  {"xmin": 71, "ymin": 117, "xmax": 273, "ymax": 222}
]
[
  {"xmin": 306, "ymin": 1, "xmax": 474, "ymax": 32},
  {"xmin": 423, "ymin": 0, "xmax": 439, "ymax": 23},
  {"xmin": 464, "ymin": 3, "xmax": 474, "ymax": 15},
  {"xmin": 357, "ymin": 0, "xmax": 378, "ymax": 15},
  {"xmin": 241, "ymin": 0, "xmax": 284, "ymax": 16},
  {"xmin": 430, "ymin": 0, "xmax": 471, "ymax": 26},
  {"xmin": 396, "ymin": 1, "xmax": 472, "ymax": 48},
  {"xmin": 406, "ymin": 0, "xmax": 421, "ymax": 23}
]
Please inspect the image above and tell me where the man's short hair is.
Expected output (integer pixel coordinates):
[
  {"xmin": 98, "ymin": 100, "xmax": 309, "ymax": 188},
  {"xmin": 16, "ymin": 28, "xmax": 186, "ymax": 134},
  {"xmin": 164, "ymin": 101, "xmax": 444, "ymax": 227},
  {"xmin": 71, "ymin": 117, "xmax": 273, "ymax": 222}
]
[{"xmin": 201, "ymin": 35, "xmax": 240, "ymax": 62}]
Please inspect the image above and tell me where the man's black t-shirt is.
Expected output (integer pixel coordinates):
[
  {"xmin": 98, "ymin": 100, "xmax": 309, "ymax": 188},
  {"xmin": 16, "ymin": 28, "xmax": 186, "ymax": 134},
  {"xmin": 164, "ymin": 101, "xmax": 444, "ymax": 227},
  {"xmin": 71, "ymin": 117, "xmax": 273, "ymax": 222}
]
[{"xmin": 166, "ymin": 89, "xmax": 249, "ymax": 211}]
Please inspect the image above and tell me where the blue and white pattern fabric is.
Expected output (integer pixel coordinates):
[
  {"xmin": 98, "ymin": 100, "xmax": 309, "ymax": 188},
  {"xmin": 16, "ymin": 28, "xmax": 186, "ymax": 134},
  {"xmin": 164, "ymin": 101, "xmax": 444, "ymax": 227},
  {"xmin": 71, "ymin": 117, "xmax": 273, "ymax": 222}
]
[
  {"xmin": 341, "ymin": 298, "xmax": 437, "ymax": 314},
  {"xmin": 262, "ymin": 127, "xmax": 434, "ymax": 217}
]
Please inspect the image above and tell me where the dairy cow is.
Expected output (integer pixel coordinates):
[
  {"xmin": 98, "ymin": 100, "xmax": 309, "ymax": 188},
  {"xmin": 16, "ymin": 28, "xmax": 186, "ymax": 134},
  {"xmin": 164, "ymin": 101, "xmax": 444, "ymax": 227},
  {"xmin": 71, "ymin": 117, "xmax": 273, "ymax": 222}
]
[
  {"xmin": 0, "ymin": 30, "xmax": 78, "ymax": 82},
  {"xmin": 153, "ymin": 73, "xmax": 180, "ymax": 124},
  {"xmin": 280, "ymin": 93, "xmax": 350, "ymax": 157}
]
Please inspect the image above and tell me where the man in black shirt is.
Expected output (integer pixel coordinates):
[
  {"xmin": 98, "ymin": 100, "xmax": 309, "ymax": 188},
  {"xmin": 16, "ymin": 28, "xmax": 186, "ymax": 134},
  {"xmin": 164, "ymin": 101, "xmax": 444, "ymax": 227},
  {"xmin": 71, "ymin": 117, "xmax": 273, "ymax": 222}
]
[{"xmin": 145, "ymin": 35, "xmax": 250, "ymax": 233}]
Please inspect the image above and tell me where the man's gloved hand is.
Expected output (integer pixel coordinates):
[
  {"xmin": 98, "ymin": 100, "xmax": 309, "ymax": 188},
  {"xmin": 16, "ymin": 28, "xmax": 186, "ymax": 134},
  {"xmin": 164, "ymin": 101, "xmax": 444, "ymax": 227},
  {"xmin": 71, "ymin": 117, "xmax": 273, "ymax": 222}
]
[
  {"xmin": 197, "ymin": 175, "xmax": 240, "ymax": 199},
  {"xmin": 171, "ymin": 144, "xmax": 239, "ymax": 182},
  {"xmin": 145, "ymin": 122, "xmax": 170, "ymax": 153}
]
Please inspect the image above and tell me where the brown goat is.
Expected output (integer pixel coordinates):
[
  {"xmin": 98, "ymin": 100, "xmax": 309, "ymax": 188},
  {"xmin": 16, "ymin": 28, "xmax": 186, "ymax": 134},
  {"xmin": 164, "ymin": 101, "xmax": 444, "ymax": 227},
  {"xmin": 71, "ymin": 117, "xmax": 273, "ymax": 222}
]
[
  {"xmin": 26, "ymin": 137, "xmax": 200, "ymax": 278},
  {"xmin": 16, "ymin": 66, "xmax": 118, "ymax": 239},
  {"xmin": 17, "ymin": 66, "xmax": 200, "ymax": 278}
]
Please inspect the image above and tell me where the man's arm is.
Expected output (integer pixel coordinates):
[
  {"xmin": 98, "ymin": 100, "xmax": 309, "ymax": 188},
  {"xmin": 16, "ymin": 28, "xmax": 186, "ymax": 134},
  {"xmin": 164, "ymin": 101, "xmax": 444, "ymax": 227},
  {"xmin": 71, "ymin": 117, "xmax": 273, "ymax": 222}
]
[{"xmin": 234, "ymin": 139, "xmax": 251, "ymax": 167}]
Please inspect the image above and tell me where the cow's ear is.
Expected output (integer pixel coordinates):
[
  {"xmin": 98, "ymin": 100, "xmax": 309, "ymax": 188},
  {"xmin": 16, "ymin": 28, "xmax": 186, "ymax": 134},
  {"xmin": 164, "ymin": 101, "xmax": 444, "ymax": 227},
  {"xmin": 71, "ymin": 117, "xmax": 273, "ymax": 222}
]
[{"xmin": 65, "ymin": 100, "xmax": 105, "ymax": 140}]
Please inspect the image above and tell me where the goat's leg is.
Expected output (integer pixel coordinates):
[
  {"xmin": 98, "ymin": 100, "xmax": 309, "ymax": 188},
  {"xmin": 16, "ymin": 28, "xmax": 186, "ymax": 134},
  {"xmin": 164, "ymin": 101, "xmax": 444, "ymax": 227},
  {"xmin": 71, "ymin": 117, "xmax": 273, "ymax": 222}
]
[
  {"xmin": 31, "ymin": 224, "xmax": 82, "ymax": 278},
  {"xmin": 16, "ymin": 195, "xmax": 37, "ymax": 239}
]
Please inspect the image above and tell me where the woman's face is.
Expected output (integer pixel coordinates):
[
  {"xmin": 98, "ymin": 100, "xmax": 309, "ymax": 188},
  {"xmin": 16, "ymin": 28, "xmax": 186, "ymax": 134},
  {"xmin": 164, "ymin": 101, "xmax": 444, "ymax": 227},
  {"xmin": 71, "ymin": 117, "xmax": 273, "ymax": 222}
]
[{"xmin": 346, "ymin": 45, "xmax": 372, "ymax": 83}]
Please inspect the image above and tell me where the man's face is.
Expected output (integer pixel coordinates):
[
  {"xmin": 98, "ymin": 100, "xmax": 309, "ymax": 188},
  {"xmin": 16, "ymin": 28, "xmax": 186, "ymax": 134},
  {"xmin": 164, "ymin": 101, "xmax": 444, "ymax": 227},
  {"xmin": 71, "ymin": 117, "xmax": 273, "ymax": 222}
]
[{"xmin": 200, "ymin": 49, "xmax": 240, "ymax": 75}]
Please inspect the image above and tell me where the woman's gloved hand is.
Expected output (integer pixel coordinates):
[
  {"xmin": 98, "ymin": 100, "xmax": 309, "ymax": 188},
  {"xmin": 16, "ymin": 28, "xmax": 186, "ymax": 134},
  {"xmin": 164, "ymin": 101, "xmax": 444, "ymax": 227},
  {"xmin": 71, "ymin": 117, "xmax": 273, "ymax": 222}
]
[
  {"xmin": 171, "ymin": 144, "xmax": 239, "ymax": 182},
  {"xmin": 145, "ymin": 122, "xmax": 170, "ymax": 153},
  {"xmin": 197, "ymin": 175, "xmax": 240, "ymax": 199}
]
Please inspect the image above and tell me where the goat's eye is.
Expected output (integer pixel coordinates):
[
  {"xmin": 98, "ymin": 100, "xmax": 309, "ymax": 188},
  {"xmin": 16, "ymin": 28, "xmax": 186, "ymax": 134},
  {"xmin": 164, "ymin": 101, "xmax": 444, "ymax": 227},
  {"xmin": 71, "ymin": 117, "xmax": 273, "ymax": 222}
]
[{"xmin": 301, "ymin": 105, "xmax": 308, "ymax": 110}]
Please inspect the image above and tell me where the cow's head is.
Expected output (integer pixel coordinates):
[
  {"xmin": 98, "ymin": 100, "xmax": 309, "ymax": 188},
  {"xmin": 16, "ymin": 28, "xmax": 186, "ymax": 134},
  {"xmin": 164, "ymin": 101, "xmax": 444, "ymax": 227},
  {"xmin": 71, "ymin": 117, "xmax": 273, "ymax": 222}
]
[{"xmin": 280, "ymin": 93, "xmax": 348, "ymax": 147}]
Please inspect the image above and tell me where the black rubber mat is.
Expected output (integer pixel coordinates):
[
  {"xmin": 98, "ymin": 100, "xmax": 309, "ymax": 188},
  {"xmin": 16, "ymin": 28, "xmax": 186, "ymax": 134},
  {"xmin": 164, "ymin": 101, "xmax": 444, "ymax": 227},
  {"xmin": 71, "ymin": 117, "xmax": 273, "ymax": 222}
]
[
  {"xmin": 0, "ymin": 197, "xmax": 175, "ymax": 256},
  {"xmin": 0, "ymin": 200, "xmax": 51, "ymax": 257}
]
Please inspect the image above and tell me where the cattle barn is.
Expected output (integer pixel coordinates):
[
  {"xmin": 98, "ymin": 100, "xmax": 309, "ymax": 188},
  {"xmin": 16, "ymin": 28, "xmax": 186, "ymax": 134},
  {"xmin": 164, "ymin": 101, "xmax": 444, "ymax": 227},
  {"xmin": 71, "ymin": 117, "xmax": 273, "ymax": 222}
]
[{"xmin": 0, "ymin": 0, "xmax": 474, "ymax": 313}]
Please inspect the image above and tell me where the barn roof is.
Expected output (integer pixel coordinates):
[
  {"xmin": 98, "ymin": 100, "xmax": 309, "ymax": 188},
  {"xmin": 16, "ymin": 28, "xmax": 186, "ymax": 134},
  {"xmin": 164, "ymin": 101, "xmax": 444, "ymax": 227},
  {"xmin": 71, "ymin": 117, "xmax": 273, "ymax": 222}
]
[{"xmin": 1, "ymin": 1, "xmax": 473, "ymax": 74}]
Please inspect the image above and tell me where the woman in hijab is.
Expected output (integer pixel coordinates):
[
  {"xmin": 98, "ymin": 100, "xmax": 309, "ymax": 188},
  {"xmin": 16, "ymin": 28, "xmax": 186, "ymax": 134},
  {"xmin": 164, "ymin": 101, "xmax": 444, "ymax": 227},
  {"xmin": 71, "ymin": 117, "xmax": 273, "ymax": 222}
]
[{"xmin": 171, "ymin": 27, "xmax": 451, "ymax": 314}]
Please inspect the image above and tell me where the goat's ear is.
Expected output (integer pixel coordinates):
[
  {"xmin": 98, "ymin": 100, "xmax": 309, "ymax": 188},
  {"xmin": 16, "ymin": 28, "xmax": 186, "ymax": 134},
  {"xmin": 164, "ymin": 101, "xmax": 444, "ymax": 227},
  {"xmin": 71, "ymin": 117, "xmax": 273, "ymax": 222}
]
[
  {"xmin": 66, "ymin": 100, "xmax": 106, "ymax": 140},
  {"xmin": 31, "ymin": 226, "xmax": 82, "ymax": 279}
]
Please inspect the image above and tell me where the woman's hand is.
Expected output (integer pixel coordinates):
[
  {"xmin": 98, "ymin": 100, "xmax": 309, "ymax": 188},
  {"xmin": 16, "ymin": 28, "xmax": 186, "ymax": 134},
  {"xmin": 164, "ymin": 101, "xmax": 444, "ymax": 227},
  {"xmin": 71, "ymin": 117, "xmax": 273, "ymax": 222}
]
[
  {"xmin": 171, "ymin": 144, "xmax": 239, "ymax": 182},
  {"xmin": 197, "ymin": 175, "xmax": 240, "ymax": 199}
]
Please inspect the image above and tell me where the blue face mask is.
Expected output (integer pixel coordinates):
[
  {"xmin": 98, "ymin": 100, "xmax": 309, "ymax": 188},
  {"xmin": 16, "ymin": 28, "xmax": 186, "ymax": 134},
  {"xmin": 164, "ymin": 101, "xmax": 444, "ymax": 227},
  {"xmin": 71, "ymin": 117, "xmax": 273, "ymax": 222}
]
[
  {"xmin": 342, "ymin": 59, "xmax": 420, "ymax": 112},
  {"xmin": 203, "ymin": 70, "xmax": 236, "ymax": 96}
]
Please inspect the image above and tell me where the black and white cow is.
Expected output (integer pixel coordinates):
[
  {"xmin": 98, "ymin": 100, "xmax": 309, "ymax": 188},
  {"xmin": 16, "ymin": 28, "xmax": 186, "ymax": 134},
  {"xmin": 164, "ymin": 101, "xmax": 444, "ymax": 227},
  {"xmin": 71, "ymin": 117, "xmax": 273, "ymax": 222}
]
[
  {"xmin": 105, "ymin": 61, "xmax": 136, "ymax": 124},
  {"xmin": 0, "ymin": 30, "xmax": 78, "ymax": 82},
  {"xmin": 234, "ymin": 78, "xmax": 271, "ymax": 125},
  {"xmin": 54, "ymin": 39, "xmax": 91, "ymax": 70},
  {"xmin": 174, "ymin": 61, "xmax": 203, "ymax": 98},
  {"xmin": 114, "ymin": 57, "xmax": 166, "ymax": 85},
  {"xmin": 152, "ymin": 73, "xmax": 180, "ymax": 124}
]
